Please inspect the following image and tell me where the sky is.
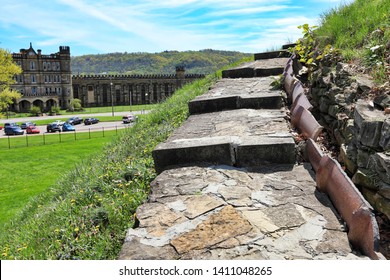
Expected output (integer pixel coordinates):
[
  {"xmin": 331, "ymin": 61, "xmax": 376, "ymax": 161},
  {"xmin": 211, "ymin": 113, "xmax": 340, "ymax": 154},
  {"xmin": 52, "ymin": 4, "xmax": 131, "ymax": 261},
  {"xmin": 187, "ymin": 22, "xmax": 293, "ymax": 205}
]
[{"xmin": 0, "ymin": 0, "xmax": 354, "ymax": 56}]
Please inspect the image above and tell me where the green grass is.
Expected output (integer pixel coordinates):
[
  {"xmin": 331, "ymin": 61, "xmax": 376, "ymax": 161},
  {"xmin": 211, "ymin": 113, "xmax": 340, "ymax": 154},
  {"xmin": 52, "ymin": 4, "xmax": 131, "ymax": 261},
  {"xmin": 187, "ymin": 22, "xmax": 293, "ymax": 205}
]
[
  {"xmin": 315, "ymin": 0, "xmax": 390, "ymax": 68},
  {"xmin": 0, "ymin": 130, "xmax": 119, "ymax": 226}
]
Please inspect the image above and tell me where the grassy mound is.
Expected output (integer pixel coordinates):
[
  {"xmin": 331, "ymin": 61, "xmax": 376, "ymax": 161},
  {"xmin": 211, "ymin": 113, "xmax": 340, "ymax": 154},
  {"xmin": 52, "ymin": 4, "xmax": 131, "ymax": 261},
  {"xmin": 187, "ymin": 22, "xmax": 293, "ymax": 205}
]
[{"xmin": 315, "ymin": 0, "xmax": 390, "ymax": 81}]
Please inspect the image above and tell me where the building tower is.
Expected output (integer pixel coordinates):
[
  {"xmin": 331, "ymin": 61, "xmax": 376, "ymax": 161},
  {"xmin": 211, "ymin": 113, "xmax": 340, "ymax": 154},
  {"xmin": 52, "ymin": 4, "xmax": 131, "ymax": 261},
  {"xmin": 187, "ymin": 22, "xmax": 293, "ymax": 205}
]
[{"xmin": 11, "ymin": 43, "xmax": 73, "ymax": 112}]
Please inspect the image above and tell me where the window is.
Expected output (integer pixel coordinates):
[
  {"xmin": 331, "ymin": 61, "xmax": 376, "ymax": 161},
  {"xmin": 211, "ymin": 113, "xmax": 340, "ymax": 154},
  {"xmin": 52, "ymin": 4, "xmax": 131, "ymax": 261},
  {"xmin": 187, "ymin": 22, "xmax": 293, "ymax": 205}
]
[
  {"xmin": 31, "ymin": 75, "xmax": 36, "ymax": 83},
  {"xmin": 43, "ymin": 62, "xmax": 47, "ymax": 71},
  {"xmin": 32, "ymin": 87, "xmax": 37, "ymax": 95},
  {"xmin": 30, "ymin": 61, "xmax": 35, "ymax": 70}
]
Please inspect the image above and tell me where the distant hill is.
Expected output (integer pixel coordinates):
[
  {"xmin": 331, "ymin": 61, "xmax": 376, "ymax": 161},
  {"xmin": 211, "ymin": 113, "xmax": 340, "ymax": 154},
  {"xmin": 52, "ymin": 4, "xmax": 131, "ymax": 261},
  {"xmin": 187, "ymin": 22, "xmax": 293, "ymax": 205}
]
[{"xmin": 71, "ymin": 49, "xmax": 251, "ymax": 75}]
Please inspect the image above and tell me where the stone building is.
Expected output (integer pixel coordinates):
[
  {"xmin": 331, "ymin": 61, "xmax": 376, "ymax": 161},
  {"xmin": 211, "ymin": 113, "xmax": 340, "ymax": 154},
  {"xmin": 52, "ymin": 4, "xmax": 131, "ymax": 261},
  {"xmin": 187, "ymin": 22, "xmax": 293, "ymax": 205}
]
[
  {"xmin": 11, "ymin": 43, "xmax": 73, "ymax": 112},
  {"xmin": 72, "ymin": 67, "xmax": 204, "ymax": 108},
  {"xmin": 11, "ymin": 44, "xmax": 205, "ymax": 112}
]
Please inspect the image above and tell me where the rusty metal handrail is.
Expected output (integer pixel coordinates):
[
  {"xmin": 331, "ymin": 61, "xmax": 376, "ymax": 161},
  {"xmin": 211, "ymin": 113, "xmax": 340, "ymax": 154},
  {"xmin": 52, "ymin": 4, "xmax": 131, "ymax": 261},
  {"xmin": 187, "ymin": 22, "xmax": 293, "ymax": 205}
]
[{"xmin": 284, "ymin": 55, "xmax": 384, "ymax": 259}]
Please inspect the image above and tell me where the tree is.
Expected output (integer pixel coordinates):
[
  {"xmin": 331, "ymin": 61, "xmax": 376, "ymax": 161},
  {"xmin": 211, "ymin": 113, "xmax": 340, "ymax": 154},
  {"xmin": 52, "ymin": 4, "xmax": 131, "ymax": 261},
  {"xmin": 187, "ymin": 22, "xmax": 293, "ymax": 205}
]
[
  {"xmin": 68, "ymin": 98, "xmax": 83, "ymax": 112},
  {"xmin": 0, "ymin": 48, "xmax": 22, "ymax": 117}
]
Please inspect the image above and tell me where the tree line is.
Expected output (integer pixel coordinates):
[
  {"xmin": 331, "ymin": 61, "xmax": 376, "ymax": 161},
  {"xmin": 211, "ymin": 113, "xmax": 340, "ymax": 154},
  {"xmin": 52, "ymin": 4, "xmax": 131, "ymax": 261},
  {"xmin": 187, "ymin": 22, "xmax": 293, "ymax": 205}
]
[{"xmin": 71, "ymin": 49, "xmax": 251, "ymax": 75}]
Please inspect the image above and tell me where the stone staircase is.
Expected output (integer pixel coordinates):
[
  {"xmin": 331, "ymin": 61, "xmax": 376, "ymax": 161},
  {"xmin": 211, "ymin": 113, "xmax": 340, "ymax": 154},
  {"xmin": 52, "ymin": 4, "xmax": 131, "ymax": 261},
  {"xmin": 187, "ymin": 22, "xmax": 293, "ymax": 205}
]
[{"xmin": 118, "ymin": 50, "xmax": 368, "ymax": 260}]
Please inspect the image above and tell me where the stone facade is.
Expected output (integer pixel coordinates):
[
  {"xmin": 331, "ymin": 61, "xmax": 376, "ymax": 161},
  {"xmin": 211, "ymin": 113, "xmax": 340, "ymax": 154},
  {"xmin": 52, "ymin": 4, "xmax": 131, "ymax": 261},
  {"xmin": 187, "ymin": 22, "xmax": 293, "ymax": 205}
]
[
  {"xmin": 11, "ymin": 45, "xmax": 205, "ymax": 112},
  {"xmin": 72, "ymin": 68, "xmax": 204, "ymax": 108},
  {"xmin": 11, "ymin": 43, "xmax": 73, "ymax": 112}
]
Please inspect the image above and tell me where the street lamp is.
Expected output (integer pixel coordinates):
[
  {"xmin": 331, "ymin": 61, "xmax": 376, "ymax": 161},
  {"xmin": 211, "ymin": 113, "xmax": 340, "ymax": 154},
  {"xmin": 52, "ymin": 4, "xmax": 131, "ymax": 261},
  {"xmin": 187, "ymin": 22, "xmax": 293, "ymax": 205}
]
[
  {"xmin": 129, "ymin": 90, "xmax": 132, "ymax": 112},
  {"xmin": 110, "ymin": 81, "xmax": 114, "ymax": 116}
]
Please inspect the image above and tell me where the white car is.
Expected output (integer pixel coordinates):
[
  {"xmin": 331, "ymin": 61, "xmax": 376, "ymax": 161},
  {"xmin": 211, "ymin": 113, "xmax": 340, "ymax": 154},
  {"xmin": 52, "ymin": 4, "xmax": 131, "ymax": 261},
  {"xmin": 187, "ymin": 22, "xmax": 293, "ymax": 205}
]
[
  {"xmin": 53, "ymin": 120, "xmax": 65, "ymax": 126},
  {"xmin": 122, "ymin": 115, "xmax": 137, "ymax": 124}
]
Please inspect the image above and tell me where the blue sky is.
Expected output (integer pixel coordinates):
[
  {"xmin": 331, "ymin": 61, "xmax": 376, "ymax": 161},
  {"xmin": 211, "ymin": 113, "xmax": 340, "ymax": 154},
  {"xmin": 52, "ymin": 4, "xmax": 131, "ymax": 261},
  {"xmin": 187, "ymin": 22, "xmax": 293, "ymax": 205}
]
[{"xmin": 0, "ymin": 0, "xmax": 353, "ymax": 56}]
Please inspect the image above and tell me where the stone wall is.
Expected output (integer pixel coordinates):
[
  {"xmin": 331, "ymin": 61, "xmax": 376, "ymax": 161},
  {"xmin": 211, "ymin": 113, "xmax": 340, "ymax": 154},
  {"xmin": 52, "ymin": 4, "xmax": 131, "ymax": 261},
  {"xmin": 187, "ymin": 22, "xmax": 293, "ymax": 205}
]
[{"xmin": 307, "ymin": 62, "xmax": 390, "ymax": 219}]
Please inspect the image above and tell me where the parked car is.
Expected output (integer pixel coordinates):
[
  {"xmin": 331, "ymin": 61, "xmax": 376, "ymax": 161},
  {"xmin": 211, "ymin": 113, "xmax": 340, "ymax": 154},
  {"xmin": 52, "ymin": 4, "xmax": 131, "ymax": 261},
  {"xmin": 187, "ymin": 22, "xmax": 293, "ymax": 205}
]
[
  {"xmin": 122, "ymin": 115, "xmax": 137, "ymax": 124},
  {"xmin": 0, "ymin": 125, "xmax": 3, "ymax": 130},
  {"xmin": 84, "ymin": 117, "xmax": 99, "ymax": 125},
  {"xmin": 21, "ymin": 122, "xmax": 36, "ymax": 129},
  {"xmin": 4, "ymin": 122, "xmax": 18, "ymax": 128},
  {"xmin": 4, "ymin": 125, "xmax": 24, "ymax": 135},
  {"xmin": 62, "ymin": 122, "xmax": 75, "ymax": 132},
  {"xmin": 67, "ymin": 117, "xmax": 83, "ymax": 125},
  {"xmin": 53, "ymin": 120, "xmax": 65, "ymax": 126},
  {"xmin": 47, "ymin": 123, "xmax": 61, "ymax": 133},
  {"xmin": 26, "ymin": 125, "xmax": 40, "ymax": 134}
]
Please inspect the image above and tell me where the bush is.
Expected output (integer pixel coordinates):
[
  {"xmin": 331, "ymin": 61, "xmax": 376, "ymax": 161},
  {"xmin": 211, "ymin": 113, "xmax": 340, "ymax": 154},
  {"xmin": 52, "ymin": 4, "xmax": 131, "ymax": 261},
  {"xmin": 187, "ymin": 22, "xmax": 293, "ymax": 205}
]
[
  {"xmin": 67, "ymin": 99, "xmax": 83, "ymax": 112},
  {"xmin": 29, "ymin": 106, "xmax": 41, "ymax": 116},
  {"xmin": 49, "ymin": 106, "xmax": 60, "ymax": 116}
]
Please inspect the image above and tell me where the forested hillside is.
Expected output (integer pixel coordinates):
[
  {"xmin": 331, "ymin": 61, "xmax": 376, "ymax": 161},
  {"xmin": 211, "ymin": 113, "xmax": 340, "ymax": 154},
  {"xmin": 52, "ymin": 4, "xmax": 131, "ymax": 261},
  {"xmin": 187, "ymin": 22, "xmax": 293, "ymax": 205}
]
[{"xmin": 71, "ymin": 49, "xmax": 251, "ymax": 75}]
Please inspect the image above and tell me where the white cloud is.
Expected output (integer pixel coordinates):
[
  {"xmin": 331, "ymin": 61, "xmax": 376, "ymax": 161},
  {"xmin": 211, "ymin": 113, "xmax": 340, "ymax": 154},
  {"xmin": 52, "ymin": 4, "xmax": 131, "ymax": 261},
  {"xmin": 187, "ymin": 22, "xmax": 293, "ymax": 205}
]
[{"xmin": 0, "ymin": 0, "xmax": 355, "ymax": 54}]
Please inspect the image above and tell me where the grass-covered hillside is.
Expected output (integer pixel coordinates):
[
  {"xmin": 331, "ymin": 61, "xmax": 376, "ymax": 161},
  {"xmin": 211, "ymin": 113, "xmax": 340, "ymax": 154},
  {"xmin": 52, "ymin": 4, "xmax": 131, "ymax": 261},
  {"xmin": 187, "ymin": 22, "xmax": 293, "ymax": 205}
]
[
  {"xmin": 71, "ymin": 49, "xmax": 250, "ymax": 75},
  {"xmin": 315, "ymin": 0, "xmax": 389, "ymax": 82}
]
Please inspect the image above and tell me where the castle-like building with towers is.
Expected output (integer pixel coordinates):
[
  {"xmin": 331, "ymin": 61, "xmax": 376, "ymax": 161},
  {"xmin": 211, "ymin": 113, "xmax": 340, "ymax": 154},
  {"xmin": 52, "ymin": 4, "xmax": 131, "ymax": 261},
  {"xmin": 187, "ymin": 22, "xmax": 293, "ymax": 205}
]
[
  {"xmin": 11, "ymin": 43, "xmax": 72, "ymax": 112},
  {"xmin": 11, "ymin": 44, "xmax": 204, "ymax": 113}
]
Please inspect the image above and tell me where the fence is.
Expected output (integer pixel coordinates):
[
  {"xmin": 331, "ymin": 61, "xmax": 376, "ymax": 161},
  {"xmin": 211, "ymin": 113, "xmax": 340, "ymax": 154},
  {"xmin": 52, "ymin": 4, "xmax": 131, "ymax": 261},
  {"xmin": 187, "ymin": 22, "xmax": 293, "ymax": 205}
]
[{"xmin": 0, "ymin": 125, "xmax": 130, "ymax": 149}]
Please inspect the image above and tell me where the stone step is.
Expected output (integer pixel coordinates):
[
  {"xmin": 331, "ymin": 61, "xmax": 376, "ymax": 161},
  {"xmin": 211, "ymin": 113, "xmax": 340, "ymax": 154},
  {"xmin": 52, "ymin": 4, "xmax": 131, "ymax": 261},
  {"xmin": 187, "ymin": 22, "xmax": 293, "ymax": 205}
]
[
  {"xmin": 282, "ymin": 43, "xmax": 296, "ymax": 49},
  {"xmin": 119, "ymin": 164, "xmax": 368, "ymax": 260},
  {"xmin": 153, "ymin": 135, "xmax": 296, "ymax": 173},
  {"xmin": 189, "ymin": 77, "xmax": 285, "ymax": 114},
  {"xmin": 222, "ymin": 57, "xmax": 289, "ymax": 78},
  {"xmin": 152, "ymin": 108, "xmax": 295, "ymax": 173},
  {"xmin": 254, "ymin": 50, "xmax": 290, "ymax": 60},
  {"xmin": 222, "ymin": 57, "xmax": 288, "ymax": 79}
]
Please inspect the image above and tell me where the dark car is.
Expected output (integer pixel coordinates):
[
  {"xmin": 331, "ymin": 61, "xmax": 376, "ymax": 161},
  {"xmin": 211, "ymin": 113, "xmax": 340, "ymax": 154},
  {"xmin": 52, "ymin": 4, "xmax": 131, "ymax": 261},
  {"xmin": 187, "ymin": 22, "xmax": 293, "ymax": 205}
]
[
  {"xmin": 84, "ymin": 117, "xmax": 99, "ymax": 125},
  {"xmin": 47, "ymin": 123, "xmax": 61, "ymax": 133},
  {"xmin": 21, "ymin": 122, "xmax": 36, "ymax": 129},
  {"xmin": 62, "ymin": 123, "xmax": 75, "ymax": 132},
  {"xmin": 4, "ymin": 122, "xmax": 18, "ymax": 128},
  {"xmin": 67, "ymin": 117, "xmax": 83, "ymax": 125},
  {"xmin": 4, "ymin": 125, "xmax": 24, "ymax": 135}
]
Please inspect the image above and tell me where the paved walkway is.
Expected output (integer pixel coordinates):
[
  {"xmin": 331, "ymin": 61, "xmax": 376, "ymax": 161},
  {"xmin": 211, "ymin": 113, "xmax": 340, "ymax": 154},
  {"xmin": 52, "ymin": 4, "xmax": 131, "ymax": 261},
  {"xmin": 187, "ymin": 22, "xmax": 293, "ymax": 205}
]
[
  {"xmin": 0, "ymin": 110, "xmax": 149, "ymax": 124},
  {"xmin": 118, "ymin": 51, "xmax": 367, "ymax": 260}
]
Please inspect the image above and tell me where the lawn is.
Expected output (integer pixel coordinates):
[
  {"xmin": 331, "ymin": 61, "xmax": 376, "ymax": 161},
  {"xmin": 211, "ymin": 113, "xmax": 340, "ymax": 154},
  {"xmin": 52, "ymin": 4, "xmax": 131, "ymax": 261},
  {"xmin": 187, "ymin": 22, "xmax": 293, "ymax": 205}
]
[{"xmin": 0, "ymin": 130, "xmax": 119, "ymax": 227}]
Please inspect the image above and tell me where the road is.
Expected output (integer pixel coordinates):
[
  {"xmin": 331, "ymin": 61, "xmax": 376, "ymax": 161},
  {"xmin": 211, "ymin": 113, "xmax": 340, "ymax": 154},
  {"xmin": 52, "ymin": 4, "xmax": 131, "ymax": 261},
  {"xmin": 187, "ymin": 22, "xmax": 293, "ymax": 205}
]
[
  {"xmin": 0, "ymin": 110, "xmax": 148, "ymax": 138},
  {"xmin": 0, "ymin": 110, "xmax": 148, "ymax": 123}
]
